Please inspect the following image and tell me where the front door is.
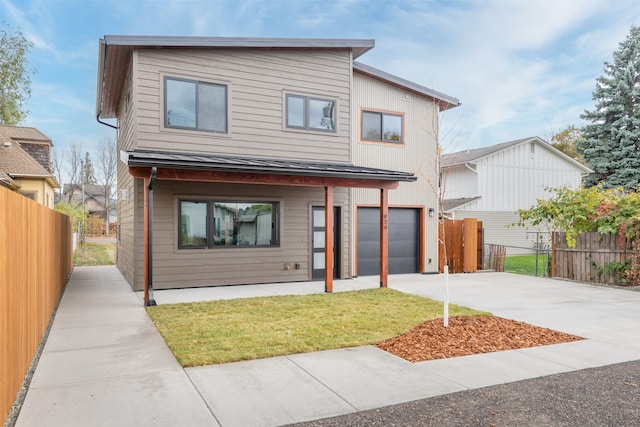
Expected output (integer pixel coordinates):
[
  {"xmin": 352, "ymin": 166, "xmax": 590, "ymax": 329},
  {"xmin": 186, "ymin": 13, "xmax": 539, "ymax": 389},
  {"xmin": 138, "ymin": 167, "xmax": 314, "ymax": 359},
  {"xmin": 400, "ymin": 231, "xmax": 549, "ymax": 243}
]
[{"xmin": 312, "ymin": 206, "xmax": 340, "ymax": 280}]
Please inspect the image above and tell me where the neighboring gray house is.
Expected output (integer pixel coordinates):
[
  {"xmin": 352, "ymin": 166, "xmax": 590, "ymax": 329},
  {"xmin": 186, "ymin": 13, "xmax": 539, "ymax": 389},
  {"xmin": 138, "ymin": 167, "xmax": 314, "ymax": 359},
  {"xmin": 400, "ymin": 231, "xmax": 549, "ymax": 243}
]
[
  {"xmin": 63, "ymin": 184, "xmax": 111, "ymax": 218},
  {"xmin": 441, "ymin": 137, "xmax": 592, "ymax": 254},
  {"xmin": 95, "ymin": 36, "xmax": 460, "ymax": 300}
]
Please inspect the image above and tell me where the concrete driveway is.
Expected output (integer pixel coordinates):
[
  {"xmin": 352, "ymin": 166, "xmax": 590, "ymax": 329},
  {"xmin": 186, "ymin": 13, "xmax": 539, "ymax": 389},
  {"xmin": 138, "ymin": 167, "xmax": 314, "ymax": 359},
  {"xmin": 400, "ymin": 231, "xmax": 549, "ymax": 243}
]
[{"xmin": 13, "ymin": 267, "xmax": 640, "ymax": 427}]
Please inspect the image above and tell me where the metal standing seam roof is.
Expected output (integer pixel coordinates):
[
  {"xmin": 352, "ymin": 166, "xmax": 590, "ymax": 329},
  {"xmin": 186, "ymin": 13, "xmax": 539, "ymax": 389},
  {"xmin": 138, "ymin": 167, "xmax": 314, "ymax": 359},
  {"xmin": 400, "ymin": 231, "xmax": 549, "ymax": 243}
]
[{"xmin": 122, "ymin": 150, "xmax": 417, "ymax": 182}]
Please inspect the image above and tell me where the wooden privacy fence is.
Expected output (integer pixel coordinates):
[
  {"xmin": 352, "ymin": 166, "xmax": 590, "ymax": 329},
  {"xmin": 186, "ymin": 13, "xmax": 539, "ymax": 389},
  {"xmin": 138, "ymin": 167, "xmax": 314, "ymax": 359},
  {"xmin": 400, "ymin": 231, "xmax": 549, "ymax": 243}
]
[
  {"xmin": 1, "ymin": 187, "xmax": 73, "ymax": 422},
  {"xmin": 553, "ymin": 231, "xmax": 633, "ymax": 285},
  {"xmin": 485, "ymin": 244, "xmax": 507, "ymax": 272},
  {"xmin": 439, "ymin": 218, "xmax": 483, "ymax": 273}
]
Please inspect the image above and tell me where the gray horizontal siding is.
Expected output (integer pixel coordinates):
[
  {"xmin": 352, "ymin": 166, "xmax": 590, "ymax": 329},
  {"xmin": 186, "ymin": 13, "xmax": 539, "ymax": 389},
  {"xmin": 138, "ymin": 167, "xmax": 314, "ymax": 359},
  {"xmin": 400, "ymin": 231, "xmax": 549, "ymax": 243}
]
[
  {"xmin": 133, "ymin": 49, "xmax": 352, "ymax": 163},
  {"xmin": 128, "ymin": 181, "xmax": 351, "ymax": 290}
]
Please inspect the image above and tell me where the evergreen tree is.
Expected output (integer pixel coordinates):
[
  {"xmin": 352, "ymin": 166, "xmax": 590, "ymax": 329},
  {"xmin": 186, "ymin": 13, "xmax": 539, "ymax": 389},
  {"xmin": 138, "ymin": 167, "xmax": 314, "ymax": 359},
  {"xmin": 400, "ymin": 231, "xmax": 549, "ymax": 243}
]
[
  {"xmin": 83, "ymin": 151, "xmax": 97, "ymax": 185},
  {"xmin": 579, "ymin": 26, "xmax": 640, "ymax": 191}
]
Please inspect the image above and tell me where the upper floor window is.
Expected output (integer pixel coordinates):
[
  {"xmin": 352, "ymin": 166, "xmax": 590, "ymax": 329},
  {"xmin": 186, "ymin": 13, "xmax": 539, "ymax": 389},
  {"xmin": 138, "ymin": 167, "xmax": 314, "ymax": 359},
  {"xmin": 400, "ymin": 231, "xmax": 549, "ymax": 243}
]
[
  {"xmin": 165, "ymin": 77, "xmax": 227, "ymax": 133},
  {"xmin": 362, "ymin": 110, "xmax": 403, "ymax": 144},
  {"xmin": 286, "ymin": 94, "xmax": 336, "ymax": 132}
]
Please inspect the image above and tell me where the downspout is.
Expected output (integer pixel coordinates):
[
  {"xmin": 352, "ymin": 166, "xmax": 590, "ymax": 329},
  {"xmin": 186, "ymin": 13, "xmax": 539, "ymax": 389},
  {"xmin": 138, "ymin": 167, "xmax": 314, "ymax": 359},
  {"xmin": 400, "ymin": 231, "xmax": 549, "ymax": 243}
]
[
  {"xmin": 146, "ymin": 167, "xmax": 157, "ymax": 306},
  {"xmin": 96, "ymin": 113, "xmax": 118, "ymax": 130},
  {"xmin": 95, "ymin": 39, "xmax": 119, "ymax": 131},
  {"xmin": 464, "ymin": 162, "xmax": 478, "ymax": 174}
]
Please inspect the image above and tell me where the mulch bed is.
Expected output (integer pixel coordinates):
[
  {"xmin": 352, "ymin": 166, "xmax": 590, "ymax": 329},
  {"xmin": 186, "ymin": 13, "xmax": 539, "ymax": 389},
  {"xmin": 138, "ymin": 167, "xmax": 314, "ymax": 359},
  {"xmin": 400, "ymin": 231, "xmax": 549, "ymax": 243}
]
[{"xmin": 376, "ymin": 315, "xmax": 583, "ymax": 362}]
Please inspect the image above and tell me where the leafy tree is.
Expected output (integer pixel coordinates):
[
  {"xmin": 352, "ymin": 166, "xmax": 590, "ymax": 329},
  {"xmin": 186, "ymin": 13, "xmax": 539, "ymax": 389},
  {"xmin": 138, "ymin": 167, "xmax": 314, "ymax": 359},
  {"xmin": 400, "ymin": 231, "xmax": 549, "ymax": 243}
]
[
  {"xmin": 516, "ymin": 186, "xmax": 640, "ymax": 247},
  {"xmin": 55, "ymin": 200, "xmax": 89, "ymax": 245},
  {"xmin": 550, "ymin": 125, "xmax": 584, "ymax": 163},
  {"xmin": 579, "ymin": 26, "xmax": 640, "ymax": 191},
  {"xmin": 0, "ymin": 22, "xmax": 34, "ymax": 125}
]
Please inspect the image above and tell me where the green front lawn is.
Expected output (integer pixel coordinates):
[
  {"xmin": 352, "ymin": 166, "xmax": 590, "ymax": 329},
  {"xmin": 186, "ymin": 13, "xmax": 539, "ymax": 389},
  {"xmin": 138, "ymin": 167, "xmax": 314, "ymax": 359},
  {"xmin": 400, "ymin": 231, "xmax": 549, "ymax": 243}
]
[
  {"xmin": 147, "ymin": 288, "xmax": 489, "ymax": 366},
  {"xmin": 504, "ymin": 255, "xmax": 549, "ymax": 277}
]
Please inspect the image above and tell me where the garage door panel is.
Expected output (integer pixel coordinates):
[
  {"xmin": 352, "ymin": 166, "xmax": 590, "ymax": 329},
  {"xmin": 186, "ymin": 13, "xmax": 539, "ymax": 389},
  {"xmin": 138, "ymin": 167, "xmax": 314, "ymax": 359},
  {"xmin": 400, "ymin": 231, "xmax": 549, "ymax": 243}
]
[{"xmin": 357, "ymin": 207, "xmax": 419, "ymax": 276}]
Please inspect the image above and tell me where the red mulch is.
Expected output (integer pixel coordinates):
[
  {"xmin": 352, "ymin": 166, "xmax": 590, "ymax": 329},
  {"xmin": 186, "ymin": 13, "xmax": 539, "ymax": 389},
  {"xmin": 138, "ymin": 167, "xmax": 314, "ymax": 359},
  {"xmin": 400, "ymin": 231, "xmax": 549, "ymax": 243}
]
[{"xmin": 376, "ymin": 315, "xmax": 583, "ymax": 362}]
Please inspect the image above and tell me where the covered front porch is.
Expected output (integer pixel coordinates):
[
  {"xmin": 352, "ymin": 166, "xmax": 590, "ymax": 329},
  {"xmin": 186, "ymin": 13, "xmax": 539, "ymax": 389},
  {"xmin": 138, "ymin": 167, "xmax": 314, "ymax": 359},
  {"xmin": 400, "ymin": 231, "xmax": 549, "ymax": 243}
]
[{"xmin": 121, "ymin": 150, "xmax": 417, "ymax": 306}]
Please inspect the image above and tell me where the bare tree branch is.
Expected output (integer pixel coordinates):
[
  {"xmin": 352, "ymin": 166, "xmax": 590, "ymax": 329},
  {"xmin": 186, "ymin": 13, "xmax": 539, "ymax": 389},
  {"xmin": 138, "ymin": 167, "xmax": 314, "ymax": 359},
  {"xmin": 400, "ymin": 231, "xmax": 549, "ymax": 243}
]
[{"xmin": 96, "ymin": 137, "xmax": 117, "ymax": 234}]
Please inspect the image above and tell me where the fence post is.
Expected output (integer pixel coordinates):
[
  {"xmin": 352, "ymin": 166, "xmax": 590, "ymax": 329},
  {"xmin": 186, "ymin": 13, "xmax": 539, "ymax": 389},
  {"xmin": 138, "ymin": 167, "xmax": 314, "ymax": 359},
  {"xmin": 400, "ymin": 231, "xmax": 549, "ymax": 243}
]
[{"xmin": 551, "ymin": 231, "xmax": 556, "ymax": 278}]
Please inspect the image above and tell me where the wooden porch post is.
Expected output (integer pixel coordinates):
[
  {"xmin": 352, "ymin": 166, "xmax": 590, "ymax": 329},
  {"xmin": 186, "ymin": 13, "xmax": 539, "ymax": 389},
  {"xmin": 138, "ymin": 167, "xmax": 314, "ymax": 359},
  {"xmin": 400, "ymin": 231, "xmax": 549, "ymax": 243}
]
[
  {"xmin": 325, "ymin": 186, "xmax": 334, "ymax": 293},
  {"xmin": 380, "ymin": 188, "xmax": 389, "ymax": 288},
  {"xmin": 143, "ymin": 168, "xmax": 157, "ymax": 306},
  {"xmin": 143, "ymin": 177, "xmax": 150, "ymax": 305}
]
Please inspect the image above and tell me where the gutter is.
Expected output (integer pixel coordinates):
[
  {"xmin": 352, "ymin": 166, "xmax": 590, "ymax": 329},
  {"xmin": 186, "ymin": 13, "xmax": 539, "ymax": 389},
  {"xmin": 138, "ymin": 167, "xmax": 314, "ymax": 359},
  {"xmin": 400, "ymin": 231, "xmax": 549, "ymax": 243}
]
[{"xmin": 95, "ymin": 38, "xmax": 119, "ymax": 130}]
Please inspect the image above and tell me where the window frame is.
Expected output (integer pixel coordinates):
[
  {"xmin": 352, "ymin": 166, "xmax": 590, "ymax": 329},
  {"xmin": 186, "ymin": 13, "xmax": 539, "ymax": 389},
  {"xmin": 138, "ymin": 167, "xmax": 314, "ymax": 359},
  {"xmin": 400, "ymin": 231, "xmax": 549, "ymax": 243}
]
[
  {"xmin": 285, "ymin": 93, "xmax": 337, "ymax": 133},
  {"xmin": 178, "ymin": 199, "xmax": 281, "ymax": 250},
  {"xmin": 164, "ymin": 76, "xmax": 228, "ymax": 133},
  {"xmin": 360, "ymin": 109, "xmax": 405, "ymax": 144}
]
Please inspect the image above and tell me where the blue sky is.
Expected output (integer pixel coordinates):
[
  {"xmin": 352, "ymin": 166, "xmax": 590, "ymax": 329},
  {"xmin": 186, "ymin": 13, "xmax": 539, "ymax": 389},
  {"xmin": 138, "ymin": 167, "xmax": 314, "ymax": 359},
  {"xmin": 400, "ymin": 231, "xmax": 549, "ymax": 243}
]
[{"xmin": 2, "ymin": 0, "xmax": 640, "ymax": 165}]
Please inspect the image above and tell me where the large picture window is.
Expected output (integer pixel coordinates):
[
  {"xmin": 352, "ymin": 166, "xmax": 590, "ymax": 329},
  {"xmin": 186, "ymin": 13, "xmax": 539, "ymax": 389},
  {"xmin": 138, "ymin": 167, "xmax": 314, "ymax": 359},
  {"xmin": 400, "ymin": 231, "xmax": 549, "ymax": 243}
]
[
  {"xmin": 179, "ymin": 200, "xmax": 279, "ymax": 249},
  {"xmin": 165, "ymin": 77, "xmax": 227, "ymax": 133},
  {"xmin": 286, "ymin": 94, "xmax": 336, "ymax": 131},
  {"xmin": 362, "ymin": 110, "xmax": 403, "ymax": 143}
]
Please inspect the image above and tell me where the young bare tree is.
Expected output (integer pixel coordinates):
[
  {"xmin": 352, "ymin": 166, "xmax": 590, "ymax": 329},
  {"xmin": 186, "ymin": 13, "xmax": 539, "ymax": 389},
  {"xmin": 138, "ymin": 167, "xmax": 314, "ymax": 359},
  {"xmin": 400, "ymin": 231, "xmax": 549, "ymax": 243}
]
[
  {"xmin": 66, "ymin": 142, "xmax": 83, "ymax": 199},
  {"xmin": 95, "ymin": 137, "xmax": 117, "ymax": 234},
  {"xmin": 51, "ymin": 145, "xmax": 64, "ymax": 197},
  {"xmin": 416, "ymin": 99, "xmax": 462, "ymax": 327}
]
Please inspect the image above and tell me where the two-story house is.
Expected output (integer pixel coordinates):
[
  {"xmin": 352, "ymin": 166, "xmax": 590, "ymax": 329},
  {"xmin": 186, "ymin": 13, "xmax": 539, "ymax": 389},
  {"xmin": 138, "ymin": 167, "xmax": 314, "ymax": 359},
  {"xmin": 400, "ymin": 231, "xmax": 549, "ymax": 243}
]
[
  {"xmin": 441, "ymin": 137, "xmax": 592, "ymax": 253},
  {"xmin": 95, "ymin": 36, "xmax": 460, "ymax": 303}
]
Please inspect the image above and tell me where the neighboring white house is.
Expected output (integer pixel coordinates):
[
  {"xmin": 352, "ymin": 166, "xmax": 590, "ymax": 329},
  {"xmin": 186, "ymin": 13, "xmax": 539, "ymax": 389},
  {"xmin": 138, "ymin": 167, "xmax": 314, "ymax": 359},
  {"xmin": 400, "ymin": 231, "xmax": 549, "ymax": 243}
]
[{"xmin": 441, "ymin": 137, "xmax": 592, "ymax": 254}]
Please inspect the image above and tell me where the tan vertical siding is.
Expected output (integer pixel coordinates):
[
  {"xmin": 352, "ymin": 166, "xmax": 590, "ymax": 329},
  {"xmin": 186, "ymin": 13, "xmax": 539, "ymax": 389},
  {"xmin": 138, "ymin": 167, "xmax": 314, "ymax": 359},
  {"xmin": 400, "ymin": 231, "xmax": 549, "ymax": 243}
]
[{"xmin": 351, "ymin": 73, "xmax": 440, "ymax": 272}]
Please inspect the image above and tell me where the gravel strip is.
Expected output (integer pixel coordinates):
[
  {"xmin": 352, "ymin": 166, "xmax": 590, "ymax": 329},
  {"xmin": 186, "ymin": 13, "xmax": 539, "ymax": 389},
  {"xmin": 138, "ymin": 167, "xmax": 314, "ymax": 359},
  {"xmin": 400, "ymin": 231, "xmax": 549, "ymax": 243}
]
[{"xmin": 287, "ymin": 360, "xmax": 640, "ymax": 427}]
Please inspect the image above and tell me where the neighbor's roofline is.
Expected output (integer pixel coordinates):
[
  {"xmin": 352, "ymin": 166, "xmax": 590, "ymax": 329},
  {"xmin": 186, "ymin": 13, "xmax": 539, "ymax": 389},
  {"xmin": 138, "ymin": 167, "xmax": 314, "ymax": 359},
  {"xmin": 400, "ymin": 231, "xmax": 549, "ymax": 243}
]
[
  {"xmin": 353, "ymin": 61, "xmax": 461, "ymax": 111},
  {"xmin": 442, "ymin": 136, "xmax": 593, "ymax": 173}
]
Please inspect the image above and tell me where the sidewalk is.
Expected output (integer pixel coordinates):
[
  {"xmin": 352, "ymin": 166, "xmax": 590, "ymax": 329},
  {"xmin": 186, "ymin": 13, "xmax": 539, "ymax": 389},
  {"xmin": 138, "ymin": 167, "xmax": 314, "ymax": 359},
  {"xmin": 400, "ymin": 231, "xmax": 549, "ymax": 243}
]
[{"xmin": 14, "ymin": 267, "xmax": 640, "ymax": 427}]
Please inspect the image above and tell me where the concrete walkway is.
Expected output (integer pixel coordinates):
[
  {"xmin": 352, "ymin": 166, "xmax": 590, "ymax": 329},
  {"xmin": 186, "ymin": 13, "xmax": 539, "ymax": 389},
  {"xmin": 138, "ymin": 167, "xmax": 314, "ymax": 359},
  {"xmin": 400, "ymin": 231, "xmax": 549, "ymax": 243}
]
[{"xmin": 14, "ymin": 267, "xmax": 640, "ymax": 427}]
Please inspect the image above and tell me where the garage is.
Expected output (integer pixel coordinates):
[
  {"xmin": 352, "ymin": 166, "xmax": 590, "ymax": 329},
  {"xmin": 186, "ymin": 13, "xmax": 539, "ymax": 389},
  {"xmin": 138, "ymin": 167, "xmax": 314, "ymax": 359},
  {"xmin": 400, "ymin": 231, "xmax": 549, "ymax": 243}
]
[{"xmin": 357, "ymin": 207, "xmax": 421, "ymax": 276}]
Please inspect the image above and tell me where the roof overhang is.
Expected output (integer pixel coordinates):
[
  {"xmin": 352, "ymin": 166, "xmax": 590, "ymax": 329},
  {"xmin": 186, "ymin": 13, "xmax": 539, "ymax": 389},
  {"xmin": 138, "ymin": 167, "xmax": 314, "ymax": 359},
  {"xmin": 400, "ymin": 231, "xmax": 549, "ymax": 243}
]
[
  {"xmin": 442, "ymin": 196, "xmax": 481, "ymax": 212},
  {"xmin": 353, "ymin": 61, "xmax": 461, "ymax": 111},
  {"xmin": 97, "ymin": 36, "xmax": 375, "ymax": 119},
  {"xmin": 122, "ymin": 150, "xmax": 416, "ymax": 190},
  {"xmin": 10, "ymin": 173, "xmax": 59, "ymax": 189}
]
